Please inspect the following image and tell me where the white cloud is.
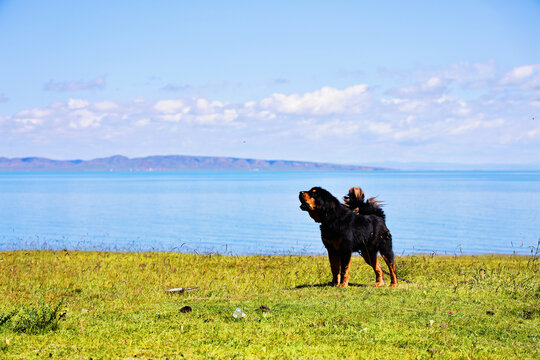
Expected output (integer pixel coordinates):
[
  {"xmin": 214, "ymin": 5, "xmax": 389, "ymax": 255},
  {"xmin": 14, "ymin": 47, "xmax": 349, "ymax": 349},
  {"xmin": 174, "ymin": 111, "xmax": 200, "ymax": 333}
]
[
  {"xmin": 405, "ymin": 115, "xmax": 415, "ymax": 124},
  {"xmin": 159, "ymin": 114, "xmax": 183, "ymax": 122},
  {"xmin": 392, "ymin": 77, "xmax": 449, "ymax": 96},
  {"xmin": 154, "ymin": 99, "xmax": 186, "ymax": 113},
  {"xmin": 449, "ymin": 118, "xmax": 504, "ymax": 135},
  {"xmin": 16, "ymin": 108, "xmax": 51, "ymax": 118},
  {"xmin": 196, "ymin": 98, "xmax": 209, "ymax": 110},
  {"xmin": 135, "ymin": 118, "xmax": 150, "ymax": 127},
  {"xmin": 70, "ymin": 109, "xmax": 104, "ymax": 128},
  {"xmin": 68, "ymin": 98, "xmax": 89, "ymax": 109},
  {"xmin": 13, "ymin": 107, "xmax": 51, "ymax": 127},
  {"xmin": 422, "ymin": 77, "xmax": 443, "ymax": 91},
  {"xmin": 393, "ymin": 127, "xmax": 421, "ymax": 141},
  {"xmin": 366, "ymin": 121, "xmax": 393, "ymax": 135},
  {"xmin": 453, "ymin": 100, "xmax": 471, "ymax": 116},
  {"xmin": 93, "ymin": 101, "xmax": 118, "ymax": 111},
  {"xmin": 16, "ymin": 117, "xmax": 43, "ymax": 125},
  {"xmin": 259, "ymin": 85, "xmax": 371, "ymax": 115},
  {"xmin": 500, "ymin": 64, "xmax": 540, "ymax": 89},
  {"xmin": 196, "ymin": 98, "xmax": 217, "ymax": 110},
  {"xmin": 527, "ymin": 128, "xmax": 539, "ymax": 138},
  {"xmin": 312, "ymin": 120, "xmax": 360, "ymax": 137},
  {"xmin": 381, "ymin": 98, "xmax": 406, "ymax": 105},
  {"xmin": 397, "ymin": 100, "xmax": 426, "ymax": 113},
  {"xmin": 443, "ymin": 60, "xmax": 497, "ymax": 85},
  {"xmin": 501, "ymin": 65, "xmax": 535, "ymax": 83},
  {"xmin": 435, "ymin": 95, "xmax": 451, "ymax": 104}
]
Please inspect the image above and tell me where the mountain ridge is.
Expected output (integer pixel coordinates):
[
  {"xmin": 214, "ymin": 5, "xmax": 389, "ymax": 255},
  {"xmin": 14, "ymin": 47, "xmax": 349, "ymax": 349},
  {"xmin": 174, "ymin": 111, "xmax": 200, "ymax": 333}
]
[{"xmin": 0, "ymin": 155, "xmax": 385, "ymax": 171}]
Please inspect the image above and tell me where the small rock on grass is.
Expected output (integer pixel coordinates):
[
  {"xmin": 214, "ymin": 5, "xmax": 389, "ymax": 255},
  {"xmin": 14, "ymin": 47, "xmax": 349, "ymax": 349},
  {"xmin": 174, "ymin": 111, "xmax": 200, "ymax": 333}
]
[{"xmin": 179, "ymin": 306, "xmax": 192, "ymax": 313}]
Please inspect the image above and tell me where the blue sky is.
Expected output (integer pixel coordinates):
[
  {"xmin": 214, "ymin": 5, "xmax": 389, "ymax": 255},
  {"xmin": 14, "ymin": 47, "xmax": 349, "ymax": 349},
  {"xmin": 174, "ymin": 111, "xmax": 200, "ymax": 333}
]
[{"xmin": 1, "ymin": 0, "xmax": 539, "ymax": 167}]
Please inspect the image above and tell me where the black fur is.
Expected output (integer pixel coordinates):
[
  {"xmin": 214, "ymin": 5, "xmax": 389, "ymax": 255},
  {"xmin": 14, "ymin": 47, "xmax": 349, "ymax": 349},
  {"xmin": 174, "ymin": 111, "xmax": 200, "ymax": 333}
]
[{"xmin": 299, "ymin": 187, "xmax": 398, "ymax": 287}]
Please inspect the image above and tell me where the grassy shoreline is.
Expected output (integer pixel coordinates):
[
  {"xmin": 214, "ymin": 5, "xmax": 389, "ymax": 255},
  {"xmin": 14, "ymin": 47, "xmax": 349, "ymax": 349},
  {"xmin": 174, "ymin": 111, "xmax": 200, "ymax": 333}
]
[{"xmin": 0, "ymin": 251, "xmax": 538, "ymax": 359}]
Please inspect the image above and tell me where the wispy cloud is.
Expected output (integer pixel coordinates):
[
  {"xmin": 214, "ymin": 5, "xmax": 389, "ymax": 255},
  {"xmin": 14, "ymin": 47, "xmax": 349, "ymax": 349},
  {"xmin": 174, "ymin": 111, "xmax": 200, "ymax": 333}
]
[
  {"xmin": 272, "ymin": 78, "xmax": 290, "ymax": 85},
  {"xmin": 160, "ymin": 83, "xmax": 192, "ymax": 92},
  {"xmin": 500, "ymin": 64, "xmax": 540, "ymax": 90},
  {"xmin": 159, "ymin": 80, "xmax": 243, "ymax": 95},
  {"xmin": 389, "ymin": 76, "xmax": 450, "ymax": 97},
  {"xmin": 44, "ymin": 76, "xmax": 106, "ymax": 91}
]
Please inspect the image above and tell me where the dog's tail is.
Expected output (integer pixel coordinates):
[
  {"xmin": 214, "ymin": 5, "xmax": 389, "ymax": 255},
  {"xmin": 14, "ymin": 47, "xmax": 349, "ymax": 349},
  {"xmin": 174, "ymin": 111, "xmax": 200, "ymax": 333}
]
[{"xmin": 343, "ymin": 187, "xmax": 385, "ymax": 219}]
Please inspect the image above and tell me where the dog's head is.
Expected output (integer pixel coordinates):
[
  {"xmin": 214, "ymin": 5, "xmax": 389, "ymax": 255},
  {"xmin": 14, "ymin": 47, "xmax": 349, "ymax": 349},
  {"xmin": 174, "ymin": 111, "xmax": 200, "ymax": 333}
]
[{"xmin": 299, "ymin": 187, "xmax": 340, "ymax": 223}]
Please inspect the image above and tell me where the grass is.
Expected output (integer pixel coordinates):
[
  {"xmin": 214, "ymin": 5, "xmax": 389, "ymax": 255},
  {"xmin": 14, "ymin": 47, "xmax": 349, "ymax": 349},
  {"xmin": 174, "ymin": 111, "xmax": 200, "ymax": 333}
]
[{"xmin": 0, "ymin": 250, "xmax": 538, "ymax": 359}]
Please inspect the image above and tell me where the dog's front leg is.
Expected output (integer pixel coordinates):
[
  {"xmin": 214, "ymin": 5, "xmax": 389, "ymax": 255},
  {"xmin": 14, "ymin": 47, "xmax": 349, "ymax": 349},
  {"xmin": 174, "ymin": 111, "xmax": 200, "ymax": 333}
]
[
  {"xmin": 338, "ymin": 251, "xmax": 352, "ymax": 287},
  {"xmin": 327, "ymin": 249, "xmax": 341, "ymax": 286}
]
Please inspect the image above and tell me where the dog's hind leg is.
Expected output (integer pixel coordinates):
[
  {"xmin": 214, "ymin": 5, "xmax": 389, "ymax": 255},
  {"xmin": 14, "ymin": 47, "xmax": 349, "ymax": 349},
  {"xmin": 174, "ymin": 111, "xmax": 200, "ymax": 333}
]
[
  {"xmin": 380, "ymin": 250, "xmax": 398, "ymax": 287},
  {"xmin": 327, "ymin": 249, "xmax": 341, "ymax": 286},
  {"xmin": 363, "ymin": 251, "xmax": 385, "ymax": 287},
  {"xmin": 338, "ymin": 251, "xmax": 352, "ymax": 287}
]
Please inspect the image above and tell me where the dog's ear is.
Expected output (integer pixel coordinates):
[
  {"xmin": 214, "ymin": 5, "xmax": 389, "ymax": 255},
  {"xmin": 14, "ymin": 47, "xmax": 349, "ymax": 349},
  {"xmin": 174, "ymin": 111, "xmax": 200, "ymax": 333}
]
[{"xmin": 319, "ymin": 189, "xmax": 339, "ymax": 218}]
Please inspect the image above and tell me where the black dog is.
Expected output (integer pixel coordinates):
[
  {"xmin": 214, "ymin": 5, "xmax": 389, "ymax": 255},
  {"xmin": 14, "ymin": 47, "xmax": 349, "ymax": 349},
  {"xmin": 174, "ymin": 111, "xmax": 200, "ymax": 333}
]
[{"xmin": 299, "ymin": 187, "xmax": 398, "ymax": 287}]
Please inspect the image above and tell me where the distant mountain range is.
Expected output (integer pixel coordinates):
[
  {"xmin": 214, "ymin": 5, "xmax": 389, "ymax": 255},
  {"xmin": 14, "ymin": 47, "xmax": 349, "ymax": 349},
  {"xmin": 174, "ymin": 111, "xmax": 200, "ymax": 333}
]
[
  {"xmin": 0, "ymin": 155, "xmax": 385, "ymax": 171},
  {"xmin": 365, "ymin": 161, "xmax": 540, "ymax": 171}
]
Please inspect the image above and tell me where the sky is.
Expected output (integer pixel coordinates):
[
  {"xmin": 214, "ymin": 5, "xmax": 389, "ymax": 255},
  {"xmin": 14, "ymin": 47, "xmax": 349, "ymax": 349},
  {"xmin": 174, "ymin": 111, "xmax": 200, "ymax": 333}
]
[{"xmin": 0, "ymin": 0, "xmax": 539, "ymax": 168}]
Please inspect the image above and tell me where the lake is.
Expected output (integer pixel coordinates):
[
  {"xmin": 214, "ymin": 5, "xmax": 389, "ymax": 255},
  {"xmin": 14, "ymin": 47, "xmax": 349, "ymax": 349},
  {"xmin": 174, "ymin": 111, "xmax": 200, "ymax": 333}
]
[{"xmin": 0, "ymin": 171, "xmax": 539, "ymax": 255}]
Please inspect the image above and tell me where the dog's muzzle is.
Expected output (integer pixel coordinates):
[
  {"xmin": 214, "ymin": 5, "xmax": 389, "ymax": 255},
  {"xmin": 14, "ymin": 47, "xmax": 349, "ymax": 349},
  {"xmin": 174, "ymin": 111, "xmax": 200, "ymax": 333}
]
[{"xmin": 299, "ymin": 191, "xmax": 310, "ymax": 211}]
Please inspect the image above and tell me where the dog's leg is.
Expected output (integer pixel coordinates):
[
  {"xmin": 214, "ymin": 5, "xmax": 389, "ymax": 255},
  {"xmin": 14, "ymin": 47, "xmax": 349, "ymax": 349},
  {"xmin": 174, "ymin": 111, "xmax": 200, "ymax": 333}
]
[
  {"xmin": 363, "ymin": 252, "xmax": 385, "ymax": 287},
  {"xmin": 327, "ymin": 249, "xmax": 341, "ymax": 286},
  {"xmin": 338, "ymin": 251, "xmax": 352, "ymax": 287},
  {"xmin": 381, "ymin": 251, "xmax": 398, "ymax": 288}
]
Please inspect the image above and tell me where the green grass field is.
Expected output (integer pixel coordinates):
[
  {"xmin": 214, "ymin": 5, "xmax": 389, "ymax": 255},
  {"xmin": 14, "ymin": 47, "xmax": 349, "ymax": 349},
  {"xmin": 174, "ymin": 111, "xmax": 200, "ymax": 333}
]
[{"xmin": 0, "ymin": 250, "xmax": 538, "ymax": 359}]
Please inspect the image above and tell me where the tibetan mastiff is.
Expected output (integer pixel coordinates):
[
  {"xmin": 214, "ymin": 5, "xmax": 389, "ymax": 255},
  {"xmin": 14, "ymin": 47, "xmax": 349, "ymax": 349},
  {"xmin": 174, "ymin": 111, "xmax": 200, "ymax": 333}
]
[{"xmin": 299, "ymin": 187, "xmax": 398, "ymax": 287}]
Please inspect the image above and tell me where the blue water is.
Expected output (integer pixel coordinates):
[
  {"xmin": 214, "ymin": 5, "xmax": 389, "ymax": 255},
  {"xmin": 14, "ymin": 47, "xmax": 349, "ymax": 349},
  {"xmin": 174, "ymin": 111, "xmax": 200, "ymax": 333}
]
[{"xmin": 0, "ymin": 171, "xmax": 539, "ymax": 255}]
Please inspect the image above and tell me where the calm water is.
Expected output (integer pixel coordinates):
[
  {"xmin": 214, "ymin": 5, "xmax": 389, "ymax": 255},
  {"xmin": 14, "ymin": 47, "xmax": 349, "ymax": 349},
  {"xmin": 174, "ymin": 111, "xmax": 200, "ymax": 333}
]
[{"xmin": 0, "ymin": 171, "xmax": 539, "ymax": 255}]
